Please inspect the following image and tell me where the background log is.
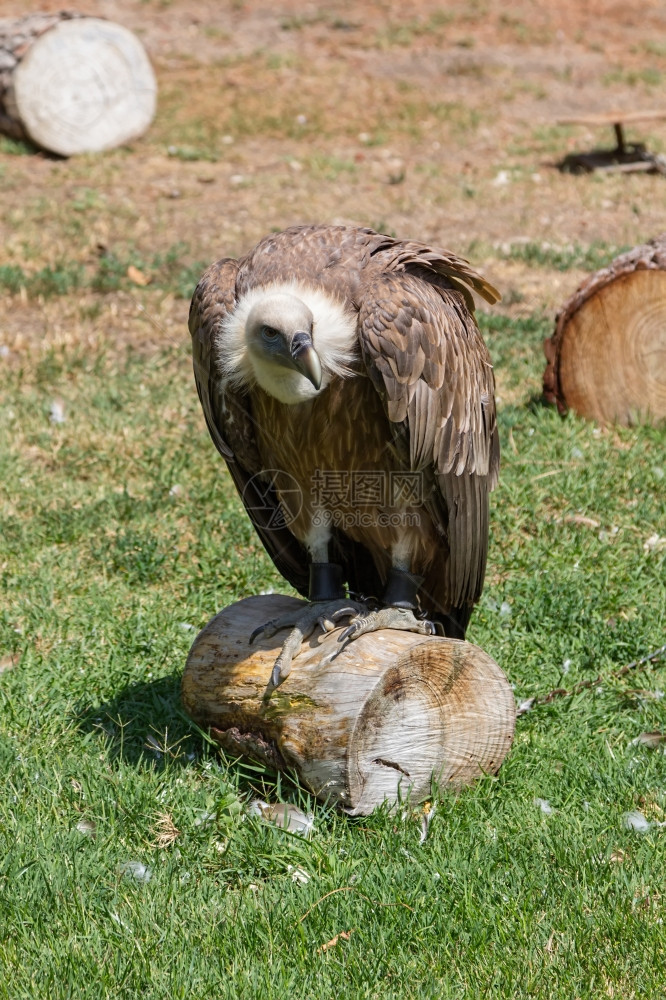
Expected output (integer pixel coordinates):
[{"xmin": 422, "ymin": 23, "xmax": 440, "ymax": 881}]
[
  {"xmin": 544, "ymin": 234, "xmax": 666, "ymax": 425},
  {"xmin": 182, "ymin": 595, "xmax": 516, "ymax": 815},
  {"xmin": 0, "ymin": 11, "xmax": 156, "ymax": 156}
]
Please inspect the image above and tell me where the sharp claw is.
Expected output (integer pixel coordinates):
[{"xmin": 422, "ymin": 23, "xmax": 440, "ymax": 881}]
[
  {"xmin": 318, "ymin": 606, "xmax": 358, "ymax": 634},
  {"xmin": 338, "ymin": 623, "xmax": 359, "ymax": 644},
  {"xmin": 249, "ymin": 622, "xmax": 270, "ymax": 645},
  {"xmin": 271, "ymin": 641, "xmax": 296, "ymax": 687},
  {"xmin": 324, "ymin": 643, "xmax": 345, "ymax": 664},
  {"xmin": 330, "ymin": 606, "xmax": 358, "ymax": 622}
]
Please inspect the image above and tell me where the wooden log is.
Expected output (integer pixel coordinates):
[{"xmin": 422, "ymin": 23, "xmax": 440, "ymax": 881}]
[
  {"xmin": 543, "ymin": 234, "xmax": 666, "ymax": 425},
  {"xmin": 0, "ymin": 11, "xmax": 156, "ymax": 156},
  {"xmin": 182, "ymin": 595, "xmax": 516, "ymax": 816}
]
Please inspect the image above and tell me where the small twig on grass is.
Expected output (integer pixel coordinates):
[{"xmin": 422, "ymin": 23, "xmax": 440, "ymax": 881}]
[
  {"xmin": 317, "ymin": 929, "xmax": 354, "ymax": 953},
  {"xmin": 298, "ymin": 886, "xmax": 413, "ymax": 923},
  {"xmin": 531, "ymin": 469, "xmax": 561, "ymax": 481},
  {"xmin": 518, "ymin": 643, "xmax": 666, "ymax": 715}
]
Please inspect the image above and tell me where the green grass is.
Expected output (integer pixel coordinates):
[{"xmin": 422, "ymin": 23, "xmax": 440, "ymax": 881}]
[
  {"xmin": 493, "ymin": 240, "xmax": 630, "ymax": 272},
  {"xmin": 0, "ymin": 262, "xmax": 83, "ymax": 297},
  {"xmin": 1, "ymin": 300, "xmax": 665, "ymax": 998},
  {"xmin": 0, "ymin": 244, "xmax": 208, "ymax": 301},
  {"xmin": 373, "ymin": 10, "xmax": 454, "ymax": 49},
  {"xmin": 166, "ymin": 144, "xmax": 220, "ymax": 163},
  {"xmin": 0, "ymin": 136, "xmax": 34, "ymax": 156},
  {"xmin": 304, "ymin": 154, "xmax": 359, "ymax": 181},
  {"xmin": 602, "ymin": 66, "xmax": 664, "ymax": 89}
]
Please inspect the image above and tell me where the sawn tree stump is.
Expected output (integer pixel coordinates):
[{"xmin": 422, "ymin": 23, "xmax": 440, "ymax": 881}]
[
  {"xmin": 182, "ymin": 595, "xmax": 516, "ymax": 815},
  {"xmin": 0, "ymin": 11, "xmax": 156, "ymax": 156},
  {"xmin": 544, "ymin": 234, "xmax": 666, "ymax": 425}
]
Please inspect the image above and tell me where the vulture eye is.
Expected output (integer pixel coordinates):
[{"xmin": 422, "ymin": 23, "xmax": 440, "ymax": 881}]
[{"xmin": 260, "ymin": 325, "xmax": 280, "ymax": 342}]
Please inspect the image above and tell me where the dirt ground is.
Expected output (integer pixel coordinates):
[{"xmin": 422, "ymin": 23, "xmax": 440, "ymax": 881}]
[{"xmin": 2, "ymin": 0, "xmax": 666, "ymax": 361}]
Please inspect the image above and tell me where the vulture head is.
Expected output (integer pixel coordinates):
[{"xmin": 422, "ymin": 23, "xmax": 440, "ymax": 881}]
[
  {"xmin": 219, "ymin": 283, "xmax": 359, "ymax": 405},
  {"xmin": 244, "ymin": 292, "xmax": 322, "ymax": 402}
]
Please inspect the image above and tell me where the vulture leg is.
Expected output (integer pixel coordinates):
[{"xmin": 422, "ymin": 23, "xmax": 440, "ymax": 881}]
[
  {"xmin": 251, "ymin": 524, "xmax": 372, "ymax": 686},
  {"xmin": 250, "ymin": 597, "xmax": 367, "ymax": 687}
]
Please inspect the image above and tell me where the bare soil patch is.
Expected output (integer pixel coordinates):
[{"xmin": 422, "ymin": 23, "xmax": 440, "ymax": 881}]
[{"xmin": 2, "ymin": 0, "xmax": 666, "ymax": 360}]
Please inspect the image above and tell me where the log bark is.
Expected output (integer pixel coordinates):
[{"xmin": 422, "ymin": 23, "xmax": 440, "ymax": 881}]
[
  {"xmin": 182, "ymin": 595, "xmax": 516, "ymax": 815},
  {"xmin": 544, "ymin": 234, "xmax": 666, "ymax": 425},
  {"xmin": 0, "ymin": 12, "xmax": 156, "ymax": 156}
]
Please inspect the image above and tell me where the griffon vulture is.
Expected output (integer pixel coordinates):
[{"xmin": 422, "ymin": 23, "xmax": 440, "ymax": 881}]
[{"xmin": 189, "ymin": 224, "xmax": 500, "ymax": 685}]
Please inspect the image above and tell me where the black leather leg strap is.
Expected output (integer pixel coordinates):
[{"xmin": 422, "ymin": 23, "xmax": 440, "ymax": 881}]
[
  {"xmin": 382, "ymin": 568, "xmax": 424, "ymax": 609},
  {"xmin": 309, "ymin": 562, "xmax": 345, "ymax": 602}
]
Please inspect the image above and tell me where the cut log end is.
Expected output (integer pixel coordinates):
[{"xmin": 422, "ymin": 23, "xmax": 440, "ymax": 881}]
[
  {"xmin": 8, "ymin": 17, "xmax": 156, "ymax": 156},
  {"xmin": 182, "ymin": 595, "xmax": 516, "ymax": 815},
  {"xmin": 346, "ymin": 638, "xmax": 515, "ymax": 814},
  {"xmin": 544, "ymin": 236, "xmax": 666, "ymax": 426}
]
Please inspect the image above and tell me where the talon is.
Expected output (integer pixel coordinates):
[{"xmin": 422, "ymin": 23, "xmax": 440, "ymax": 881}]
[
  {"xmin": 249, "ymin": 622, "xmax": 269, "ymax": 645},
  {"xmin": 255, "ymin": 598, "xmax": 367, "ymax": 688},
  {"xmin": 319, "ymin": 606, "xmax": 360, "ymax": 634},
  {"xmin": 338, "ymin": 622, "xmax": 360, "ymax": 644},
  {"xmin": 335, "ymin": 606, "xmax": 439, "ymax": 649},
  {"xmin": 249, "ymin": 617, "xmax": 284, "ymax": 644},
  {"xmin": 330, "ymin": 605, "xmax": 359, "ymax": 622},
  {"xmin": 268, "ymin": 626, "xmax": 303, "ymax": 687},
  {"xmin": 250, "ymin": 613, "xmax": 295, "ymax": 645},
  {"xmin": 271, "ymin": 658, "xmax": 290, "ymax": 687}
]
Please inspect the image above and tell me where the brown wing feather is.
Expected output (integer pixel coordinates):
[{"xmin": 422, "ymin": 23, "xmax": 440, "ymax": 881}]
[
  {"xmin": 358, "ymin": 270, "xmax": 499, "ymax": 616},
  {"xmin": 230, "ymin": 224, "xmax": 500, "ymax": 312},
  {"xmin": 366, "ymin": 236, "xmax": 501, "ymax": 310},
  {"xmin": 190, "ymin": 258, "xmax": 239, "ymax": 461},
  {"xmin": 189, "ymin": 258, "xmax": 310, "ymax": 595}
]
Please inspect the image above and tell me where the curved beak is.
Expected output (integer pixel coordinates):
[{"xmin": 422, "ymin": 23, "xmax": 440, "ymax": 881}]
[{"xmin": 290, "ymin": 332, "xmax": 322, "ymax": 390}]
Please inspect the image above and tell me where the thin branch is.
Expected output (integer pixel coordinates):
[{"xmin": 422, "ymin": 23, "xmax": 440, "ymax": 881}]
[{"xmin": 519, "ymin": 643, "xmax": 666, "ymax": 714}]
